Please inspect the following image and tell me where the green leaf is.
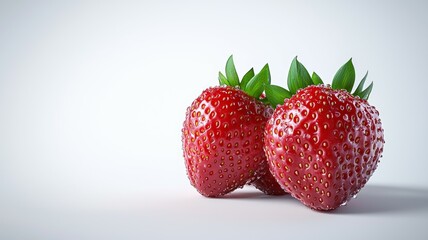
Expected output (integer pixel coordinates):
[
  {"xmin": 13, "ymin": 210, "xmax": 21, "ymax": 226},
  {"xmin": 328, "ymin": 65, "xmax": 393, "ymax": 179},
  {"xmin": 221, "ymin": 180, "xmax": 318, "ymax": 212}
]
[
  {"xmin": 259, "ymin": 97, "xmax": 270, "ymax": 104},
  {"xmin": 245, "ymin": 64, "xmax": 270, "ymax": 98},
  {"xmin": 353, "ymin": 71, "xmax": 368, "ymax": 96},
  {"xmin": 240, "ymin": 68, "xmax": 255, "ymax": 90},
  {"xmin": 266, "ymin": 64, "xmax": 272, "ymax": 85},
  {"xmin": 332, "ymin": 58, "xmax": 355, "ymax": 92},
  {"xmin": 287, "ymin": 57, "xmax": 313, "ymax": 94},
  {"xmin": 287, "ymin": 57, "xmax": 299, "ymax": 94},
  {"xmin": 225, "ymin": 55, "xmax": 239, "ymax": 87},
  {"xmin": 218, "ymin": 72, "xmax": 229, "ymax": 86},
  {"xmin": 265, "ymin": 84, "xmax": 292, "ymax": 107},
  {"xmin": 312, "ymin": 72, "xmax": 323, "ymax": 85},
  {"xmin": 359, "ymin": 82, "xmax": 373, "ymax": 100}
]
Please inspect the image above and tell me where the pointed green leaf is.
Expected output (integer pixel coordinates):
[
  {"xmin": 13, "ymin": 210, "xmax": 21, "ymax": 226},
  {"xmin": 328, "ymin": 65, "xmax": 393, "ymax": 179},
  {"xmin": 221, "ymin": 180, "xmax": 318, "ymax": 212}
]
[
  {"xmin": 287, "ymin": 58, "xmax": 298, "ymax": 94},
  {"xmin": 332, "ymin": 58, "xmax": 355, "ymax": 92},
  {"xmin": 266, "ymin": 64, "xmax": 272, "ymax": 85},
  {"xmin": 218, "ymin": 71, "xmax": 229, "ymax": 86},
  {"xmin": 245, "ymin": 64, "xmax": 270, "ymax": 98},
  {"xmin": 265, "ymin": 84, "xmax": 292, "ymax": 107},
  {"xmin": 312, "ymin": 72, "xmax": 323, "ymax": 85},
  {"xmin": 240, "ymin": 68, "xmax": 255, "ymax": 90},
  {"xmin": 287, "ymin": 57, "xmax": 313, "ymax": 94},
  {"xmin": 353, "ymin": 71, "xmax": 368, "ymax": 96},
  {"xmin": 298, "ymin": 61, "xmax": 312, "ymax": 86},
  {"xmin": 225, "ymin": 55, "xmax": 239, "ymax": 87},
  {"xmin": 359, "ymin": 82, "xmax": 373, "ymax": 100}
]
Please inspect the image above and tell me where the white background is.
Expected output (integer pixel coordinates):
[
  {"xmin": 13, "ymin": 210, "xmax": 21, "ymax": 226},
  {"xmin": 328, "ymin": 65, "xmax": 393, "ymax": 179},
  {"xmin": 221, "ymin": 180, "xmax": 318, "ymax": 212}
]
[{"xmin": 1, "ymin": 0, "xmax": 428, "ymax": 239}]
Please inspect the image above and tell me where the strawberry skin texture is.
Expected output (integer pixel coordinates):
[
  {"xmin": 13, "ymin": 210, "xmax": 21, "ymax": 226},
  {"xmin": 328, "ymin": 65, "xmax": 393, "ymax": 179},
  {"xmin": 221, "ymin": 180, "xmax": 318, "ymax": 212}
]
[
  {"xmin": 264, "ymin": 85, "xmax": 384, "ymax": 210},
  {"xmin": 251, "ymin": 166, "xmax": 287, "ymax": 195},
  {"xmin": 250, "ymin": 93, "xmax": 288, "ymax": 195},
  {"xmin": 182, "ymin": 86, "xmax": 272, "ymax": 197}
]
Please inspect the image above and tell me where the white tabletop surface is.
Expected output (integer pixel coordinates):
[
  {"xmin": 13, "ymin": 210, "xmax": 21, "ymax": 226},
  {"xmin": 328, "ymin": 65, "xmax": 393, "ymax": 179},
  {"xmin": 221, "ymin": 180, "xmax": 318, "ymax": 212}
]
[{"xmin": 2, "ymin": 184, "xmax": 428, "ymax": 240}]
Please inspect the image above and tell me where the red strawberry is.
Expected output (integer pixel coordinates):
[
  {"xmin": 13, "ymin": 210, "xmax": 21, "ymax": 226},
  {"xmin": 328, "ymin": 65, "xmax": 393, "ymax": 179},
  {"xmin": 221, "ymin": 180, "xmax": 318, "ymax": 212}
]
[
  {"xmin": 263, "ymin": 58, "xmax": 385, "ymax": 210},
  {"xmin": 182, "ymin": 56, "xmax": 285, "ymax": 197},
  {"xmin": 251, "ymin": 162, "xmax": 287, "ymax": 195},
  {"xmin": 250, "ymin": 93, "xmax": 287, "ymax": 196}
]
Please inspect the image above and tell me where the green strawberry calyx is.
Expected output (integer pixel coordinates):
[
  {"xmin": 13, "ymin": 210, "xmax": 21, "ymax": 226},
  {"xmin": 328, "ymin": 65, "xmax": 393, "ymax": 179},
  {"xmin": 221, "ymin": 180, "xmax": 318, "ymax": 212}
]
[
  {"xmin": 218, "ymin": 55, "xmax": 271, "ymax": 100},
  {"xmin": 217, "ymin": 55, "xmax": 374, "ymax": 108},
  {"xmin": 264, "ymin": 57, "xmax": 374, "ymax": 108}
]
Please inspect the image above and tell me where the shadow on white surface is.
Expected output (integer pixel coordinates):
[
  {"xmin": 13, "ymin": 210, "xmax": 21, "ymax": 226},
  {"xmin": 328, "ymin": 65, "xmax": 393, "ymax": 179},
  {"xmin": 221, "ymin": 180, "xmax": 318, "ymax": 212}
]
[
  {"xmin": 219, "ymin": 190, "xmax": 292, "ymax": 200},
  {"xmin": 217, "ymin": 184, "xmax": 428, "ymax": 215},
  {"xmin": 2, "ymin": 184, "xmax": 428, "ymax": 240},
  {"xmin": 334, "ymin": 185, "xmax": 428, "ymax": 215}
]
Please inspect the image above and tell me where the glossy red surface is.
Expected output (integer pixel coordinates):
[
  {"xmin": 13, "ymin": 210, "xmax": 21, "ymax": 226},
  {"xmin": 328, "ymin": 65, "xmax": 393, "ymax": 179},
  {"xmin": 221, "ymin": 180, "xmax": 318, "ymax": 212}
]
[
  {"xmin": 264, "ymin": 85, "xmax": 384, "ymax": 210},
  {"xmin": 251, "ymin": 165, "xmax": 288, "ymax": 195},
  {"xmin": 182, "ymin": 86, "xmax": 272, "ymax": 197}
]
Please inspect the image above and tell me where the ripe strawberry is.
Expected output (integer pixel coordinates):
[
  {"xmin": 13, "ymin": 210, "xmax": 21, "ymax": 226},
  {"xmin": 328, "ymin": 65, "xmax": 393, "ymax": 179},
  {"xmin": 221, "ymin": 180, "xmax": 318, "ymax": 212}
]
[
  {"xmin": 251, "ymin": 161, "xmax": 287, "ymax": 195},
  {"xmin": 263, "ymin": 58, "xmax": 384, "ymax": 210},
  {"xmin": 250, "ymin": 94, "xmax": 287, "ymax": 196},
  {"xmin": 182, "ymin": 56, "xmax": 285, "ymax": 197}
]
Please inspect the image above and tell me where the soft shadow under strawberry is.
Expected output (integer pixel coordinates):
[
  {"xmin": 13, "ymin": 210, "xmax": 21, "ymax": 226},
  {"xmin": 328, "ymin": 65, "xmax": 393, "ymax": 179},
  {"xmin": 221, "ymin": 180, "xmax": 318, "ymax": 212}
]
[
  {"xmin": 217, "ymin": 188, "xmax": 293, "ymax": 200},
  {"xmin": 329, "ymin": 184, "xmax": 428, "ymax": 214}
]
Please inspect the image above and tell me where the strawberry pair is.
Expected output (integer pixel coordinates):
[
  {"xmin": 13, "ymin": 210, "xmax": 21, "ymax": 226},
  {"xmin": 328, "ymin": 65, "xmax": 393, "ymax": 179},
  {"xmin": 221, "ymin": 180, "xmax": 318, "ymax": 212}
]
[{"xmin": 182, "ymin": 56, "xmax": 384, "ymax": 211}]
